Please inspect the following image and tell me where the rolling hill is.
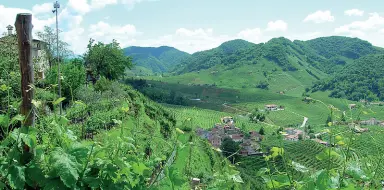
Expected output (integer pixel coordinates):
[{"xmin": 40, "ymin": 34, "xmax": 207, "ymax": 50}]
[
  {"xmin": 138, "ymin": 36, "xmax": 382, "ymax": 97},
  {"xmin": 312, "ymin": 54, "xmax": 384, "ymax": 101},
  {"xmin": 123, "ymin": 46, "xmax": 190, "ymax": 76}
]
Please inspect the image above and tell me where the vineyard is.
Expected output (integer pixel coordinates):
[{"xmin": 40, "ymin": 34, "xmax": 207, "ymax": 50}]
[{"xmin": 163, "ymin": 104, "xmax": 278, "ymax": 134}]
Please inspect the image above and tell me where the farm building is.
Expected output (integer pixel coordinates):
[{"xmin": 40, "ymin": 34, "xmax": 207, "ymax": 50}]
[
  {"xmin": 283, "ymin": 128, "xmax": 303, "ymax": 141},
  {"xmin": 1, "ymin": 25, "xmax": 49, "ymax": 79},
  {"xmin": 349, "ymin": 104, "xmax": 357, "ymax": 109},
  {"xmin": 208, "ymin": 135, "xmax": 222, "ymax": 147},
  {"xmin": 360, "ymin": 118, "xmax": 381, "ymax": 126},
  {"xmin": 196, "ymin": 120, "xmax": 263, "ymax": 156},
  {"xmin": 221, "ymin": 116, "xmax": 234, "ymax": 124},
  {"xmin": 265, "ymin": 104, "xmax": 278, "ymax": 111}
]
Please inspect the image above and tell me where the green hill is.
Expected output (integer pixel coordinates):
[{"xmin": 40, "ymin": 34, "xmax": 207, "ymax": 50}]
[
  {"xmin": 123, "ymin": 46, "xmax": 190, "ymax": 75},
  {"xmin": 312, "ymin": 54, "xmax": 384, "ymax": 101},
  {"xmin": 174, "ymin": 39, "xmax": 255, "ymax": 73},
  {"xmin": 294, "ymin": 36, "xmax": 383, "ymax": 73}
]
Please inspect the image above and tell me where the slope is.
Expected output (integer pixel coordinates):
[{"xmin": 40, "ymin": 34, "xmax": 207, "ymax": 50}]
[
  {"xmin": 311, "ymin": 54, "xmax": 384, "ymax": 101},
  {"xmin": 157, "ymin": 37, "xmax": 328, "ymax": 97},
  {"xmin": 124, "ymin": 46, "xmax": 190, "ymax": 75},
  {"xmin": 294, "ymin": 36, "xmax": 383, "ymax": 74}
]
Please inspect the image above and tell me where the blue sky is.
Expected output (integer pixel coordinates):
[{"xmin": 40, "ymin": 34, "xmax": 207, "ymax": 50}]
[{"xmin": 1, "ymin": 0, "xmax": 384, "ymax": 54}]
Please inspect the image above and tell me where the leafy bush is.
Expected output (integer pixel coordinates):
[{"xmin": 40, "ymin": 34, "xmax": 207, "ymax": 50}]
[{"xmin": 45, "ymin": 59, "xmax": 86, "ymax": 101}]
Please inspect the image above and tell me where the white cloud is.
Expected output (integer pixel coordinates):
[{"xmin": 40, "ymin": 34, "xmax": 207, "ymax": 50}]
[
  {"xmin": 62, "ymin": 28, "xmax": 87, "ymax": 54},
  {"xmin": 68, "ymin": 0, "xmax": 91, "ymax": 14},
  {"xmin": 286, "ymin": 31, "xmax": 323, "ymax": 41},
  {"xmin": 0, "ymin": 5, "xmax": 55, "ymax": 37},
  {"xmin": 91, "ymin": 0, "xmax": 118, "ymax": 9},
  {"xmin": 335, "ymin": 12, "xmax": 384, "ymax": 37},
  {"xmin": 175, "ymin": 28, "xmax": 213, "ymax": 37},
  {"xmin": 120, "ymin": 0, "xmax": 158, "ymax": 10},
  {"xmin": 88, "ymin": 21, "xmax": 140, "ymax": 47},
  {"xmin": 266, "ymin": 20, "xmax": 288, "ymax": 31},
  {"xmin": 303, "ymin": 10, "xmax": 335, "ymax": 23},
  {"xmin": 32, "ymin": 3, "xmax": 52, "ymax": 15},
  {"xmin": 135, "ymin": 28, "xmax": 233, "ymax": 53},
  {"xmin": 334, "ymin": 13, "xmax": 384, "ymax": 48},
  {"xmin": 344, "ymin": 9, "xmax": 364, "ymax": 16},
  {"xmin": 237, "ymin": 28, "xmax": 262, "ymax": 43}
]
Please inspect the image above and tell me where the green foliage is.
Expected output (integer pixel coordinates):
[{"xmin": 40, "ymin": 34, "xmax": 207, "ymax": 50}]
[
  {"xmin": 256, "ymin": 80, "xmax": 269, "ymax": 90},
  {"xmin": 249, "ymin": 109, "xmax": 266, "ymax": 123},
  {"xmin": 0, "ymin": 34, "xmax": 21, "ymax": 111},
  {"xmin": 220, "ymin": 137, "xmax": 240, "ymax": 163},
  {"xmin": 94, "ymin": 76, "xmax": 112, "ymax": 93},
  {"xmin": 45, "ymin": 59, "xmax": 86, "ymax": 101},
  {"xmin": 84, "ymin": 39, "xmax": 133, "ymax": 80},
  {"xmin": 49, "ymin": 147, "xmax": 82, "ymax": 188},
  {"xmin": 124, "ymin": 46, "xmax": 190, "ymax": 75},
  {"xmin": 36, "ymin": 26, "xmax": 73, "ymax": 66},
  {"xmin": 174, "ymin": 39, "xmax": 254, "ymax": 73},
  {"xmin": 312, "ymin": 55, "xmax": 384, "ymax": 101},
  {"xmin": 259, "ymin": 126, "xmax": 265, "ymax": 135}
]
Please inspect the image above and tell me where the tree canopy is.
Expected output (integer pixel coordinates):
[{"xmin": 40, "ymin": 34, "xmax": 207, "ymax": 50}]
[{"xmin": 84, "ymin": 39, "xmax": 133, "ymax": 80}]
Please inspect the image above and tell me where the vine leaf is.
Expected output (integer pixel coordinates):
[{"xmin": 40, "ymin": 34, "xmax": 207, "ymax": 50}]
[
  {"xmin": 7, "ymin": 165, "xmax": 26, "ymax": 190},
  {"xmin": 132, "ymin": 162, "xmax": 149, "ymax": 176},
  {"xmin": 48, "ymin": 147, "xmax": 81, "ymax": 188},
  {"xmin": 53, "ymin": 97, "xmax": 66, "ymax": 106}
]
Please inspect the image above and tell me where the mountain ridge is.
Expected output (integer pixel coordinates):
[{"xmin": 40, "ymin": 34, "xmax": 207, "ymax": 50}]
[{"xmin": 123, "ymin": 46, "xmax": 190, "ymax": 75}]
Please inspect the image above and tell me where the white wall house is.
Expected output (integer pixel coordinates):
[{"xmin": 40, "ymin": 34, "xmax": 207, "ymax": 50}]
[{"xmin": 1, "ymin": 25, "xmax": 49, "ymax": 79}]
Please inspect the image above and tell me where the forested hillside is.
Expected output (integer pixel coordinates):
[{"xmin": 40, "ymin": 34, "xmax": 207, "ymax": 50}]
[
  {"xmin": 312, "ymin": 54, "xmax": 384, "ymax": 101},
  {"xmin": 172, "ymin": 36, "xmax": 382, "ymax": 75},
  {"xmin": 124, "ymin": 46, "xmax": 190, "ymax": 75}
]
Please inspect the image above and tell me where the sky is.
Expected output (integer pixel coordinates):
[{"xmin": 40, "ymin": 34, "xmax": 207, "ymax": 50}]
[{"xmin": 1, "ymin": 0, "xmax": 384, "ymax": 55}]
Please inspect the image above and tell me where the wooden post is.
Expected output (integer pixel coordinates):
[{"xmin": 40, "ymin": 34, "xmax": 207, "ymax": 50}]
[{"xmin": 15, "ymin": 13, "xmax": 34, "ymax": 126}]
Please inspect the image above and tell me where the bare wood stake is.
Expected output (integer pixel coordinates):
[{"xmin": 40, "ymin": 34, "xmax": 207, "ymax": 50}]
[{"xmin": 15, "ymin": 13, "xmax": 34, "ymax": 126}]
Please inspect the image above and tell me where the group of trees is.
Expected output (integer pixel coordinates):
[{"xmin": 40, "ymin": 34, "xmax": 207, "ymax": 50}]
[
  {"xmin": 249, "ymin": 108, "xmax": 266, "ymax": 123},
  {"xmin": 311, "ymin": 55, "xmax": 384, "ymax": 101},
  {"xmin": 84, "ymin": 39, "xmax": 133, "ymax": 81}
]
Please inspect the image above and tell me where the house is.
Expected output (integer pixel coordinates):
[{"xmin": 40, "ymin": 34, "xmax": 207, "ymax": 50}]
[
  {"xmin": 32, "ymin": 39, "xmax": 49, "ymax": 79},
  {"xmin": 349, "ymin": 104, "xmax": 357, "ymax": 109},
  {"xmin": 209, "ymin": 134, "xmax": 222, "ymax": 147},
  {"xmin": 224, "ymin": 125, "xmax": 241, "ymax": 135},
  {"xmin": 313, "ymin": 138, "xmax": 329, "ymax": 146},
  {"xmin": 211, "ymin": 124, "xmax": 225, "ymax": 136},
  {"xmin": 190, "ymin": 178, "xmax": 201, "ymax": 189},
  {"xmin": 353, "ymin": 125, "xmax": 369, "ymax": 133},
  {"xmin": 240, "ymin": 139, "xmax": 261, "ymax": 156},
  {"xmin": 221, "ymin": 116, "xmax": 234, "ymax": 124},
  {"xmin": 265, "ymin": 104, "xmax": 278, "ymax": 111},
  {"xmin": 249, "ymin": 131, "xmax": 263, "ymax": 141},
  {"xmin": 196, "ymin": 128, "xmax": 210, "ymax": 139},
  {"xmin": 360, "ymin": 118, "xmax": 381, "ymax": 126},
  {"xmin": 1, "ymin": 25, "xmax": 49, "ymax": 79},
  {"xmin": 229, "ymin": 134, "xmax": 244, "ymax": 142},
  {"xmin": 285, "ymin": 135, "xmax": 299, "ymax": 141},
  {"xmin": 283, "ymin": 128, "xmax": 303, "ymax": 141}
]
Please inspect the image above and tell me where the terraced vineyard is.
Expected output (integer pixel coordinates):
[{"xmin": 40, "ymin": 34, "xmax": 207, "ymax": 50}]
[
  {"xmin": 285, "ymin": 140, "xmax": 343, "ymax": 170},
  {"xmin": 163, "ymin": 104, "xmax": 278, "ymax": 133}
]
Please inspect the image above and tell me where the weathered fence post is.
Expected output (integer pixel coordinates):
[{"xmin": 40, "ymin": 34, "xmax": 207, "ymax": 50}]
[{"xmin": 15, "ymin": 13, "xmax": 34, "ymax": 126}]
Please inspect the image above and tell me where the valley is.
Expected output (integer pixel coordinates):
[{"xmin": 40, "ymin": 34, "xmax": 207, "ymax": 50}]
[
  {"xmin": 1, "ymin": 4, "xmax": 384, "ymax": 189},
  {"xmin": 122, "ymin": 36, "xmax": 384, "ymax": 189}
]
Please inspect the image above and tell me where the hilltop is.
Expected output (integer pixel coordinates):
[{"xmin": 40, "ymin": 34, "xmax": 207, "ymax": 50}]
[{"xmin": 123, "ymin": 46, "xmax": 190, "ymax": 76}]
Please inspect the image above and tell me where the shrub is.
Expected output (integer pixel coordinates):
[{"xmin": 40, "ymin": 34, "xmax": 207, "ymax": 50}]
[{"xmin": 45, "ymin": 59, "xmax": 86, "ymax": 101}]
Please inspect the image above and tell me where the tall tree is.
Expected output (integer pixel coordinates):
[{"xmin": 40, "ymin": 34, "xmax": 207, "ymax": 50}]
[
  {"xmin": 36, "ymin": 26, "xmax": 73, "ymax": 68},
  {"xmin": 84, "ymin": 39, "xmax": 133, "ymax": 80},
  {"xmin": 221, "ymin": 137, "xmax": 240, "ymax": 163}
]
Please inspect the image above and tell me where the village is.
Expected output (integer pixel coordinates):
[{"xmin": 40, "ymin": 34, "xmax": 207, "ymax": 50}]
[{"xmin": 195, "ymin": 107, "xmax": 384, "ymax": 155}]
